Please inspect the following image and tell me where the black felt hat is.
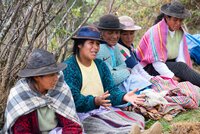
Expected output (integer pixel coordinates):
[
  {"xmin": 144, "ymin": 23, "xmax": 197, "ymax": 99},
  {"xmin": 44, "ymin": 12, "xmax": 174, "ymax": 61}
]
[
  {"xmin": 161, "ymin": 1, "xmax": 190, "ymax": 19},
  {"xmin": 94, "ymin": 14, "xmax": 124, "ymax": 30}
]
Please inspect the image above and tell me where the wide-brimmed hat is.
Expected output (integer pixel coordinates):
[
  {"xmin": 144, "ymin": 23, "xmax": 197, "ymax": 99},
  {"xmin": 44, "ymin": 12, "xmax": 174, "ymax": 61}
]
[
  {"xmin": 119, "ymin": 16, "xmax": 141, "ymax": 31},
  {"xmin": 94, "ymin": 14, "xmax": 124, "ymax": 30},
  {"xmin": 161, "ymin": 1, "xmax": 190, "ymax": 19},
  {"xmin": 18, "ymin": 49, "xmax": 67, "ymax": 77},
  {"xmin": 72, "ymin": 25, "xmax": 102, "ymax": 41}
]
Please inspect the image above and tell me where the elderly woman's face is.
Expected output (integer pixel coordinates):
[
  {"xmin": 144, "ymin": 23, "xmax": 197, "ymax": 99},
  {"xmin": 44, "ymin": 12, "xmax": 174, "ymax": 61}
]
[
  {"xmin": 101, "ymin": 30, "xmax": 120, "ymax": 46},
  {"xmin": 166, "ymin": 16, "xmax": 183, "ymax": 31},
  {"xmin": 34, "ymin": 72, "xmax": 59, "ymax": 94},
  {"xmin": 120, "ymin": 31, "xmax": 135, "ymax": 47}
]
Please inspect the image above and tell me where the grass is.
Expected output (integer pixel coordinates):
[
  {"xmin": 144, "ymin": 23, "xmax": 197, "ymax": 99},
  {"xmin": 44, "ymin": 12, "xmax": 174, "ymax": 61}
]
[{"xmin": 145, "ymin": 108, "xmax": 200, "ymax": 133}]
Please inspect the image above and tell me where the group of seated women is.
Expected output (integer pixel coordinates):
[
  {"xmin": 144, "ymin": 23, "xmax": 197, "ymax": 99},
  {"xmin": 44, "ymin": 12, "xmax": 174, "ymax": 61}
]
[{"xmin": 3, "ymin": 1, "xmax": 200, "ymax": 134}]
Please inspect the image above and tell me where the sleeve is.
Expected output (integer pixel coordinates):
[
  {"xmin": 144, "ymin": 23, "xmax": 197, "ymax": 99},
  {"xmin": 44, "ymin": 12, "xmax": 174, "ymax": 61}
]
[
  {"xmin": 63, "ymin": 61, "xmax": 97, "ymax": 113},
  {"xmin": 152, "ymin": 61, "xmax": 174, "ymax": 78},
  {"xmin": 97, "ymin": 45, "xmax": 130, "ymax": 86},
  {"xmin": 56, "ymin": 114, "xmax": 82, "ymax": 134},
  {"xmin": 12, "ymin": 111, "xmax": 38, "ymax": 134},
  {"xmin": 176, "ymin": 38, "xmax": 186, "ymax": 63},
  {"xmin": 99, "ymin": 61, "xmax": 126, "ymax": 106},
  {"xmin": 132, "ymin": 63, "xmax": 153, "ymax": 80}
]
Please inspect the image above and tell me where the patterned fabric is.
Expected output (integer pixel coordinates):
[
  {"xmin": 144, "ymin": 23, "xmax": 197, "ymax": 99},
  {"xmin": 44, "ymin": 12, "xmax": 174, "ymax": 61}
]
[
  {"xmin": 3, "ymin": 73, "xmax": 82, "ymax": 134},
  {"xmin": 82, "ymin": 110, "xmax": 144, "ymax": 134},
  {"xmin": 117, "ymin": 44, "xmax": 138, "ymax": 68},
  {"xmin": 96, "ymin": 43, "xmax": 130, "ymax": 85},
  {"xmin": 132, "ymin": 76, "xmax": 199, "ymax": 120},
  {"xmin": 150, "ymin": 76, "xmax": 199, "ymax": 109},
  {"xmin": 63, "ymin": 55, "xmax": 126, "ymax": 113},
  {"xmin": 136, "ymin": 18, "xmax": 192, "ymax": 67}
]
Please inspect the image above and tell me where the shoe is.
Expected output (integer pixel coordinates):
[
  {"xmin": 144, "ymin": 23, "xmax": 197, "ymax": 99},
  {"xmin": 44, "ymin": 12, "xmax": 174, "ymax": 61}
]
[
  {"xmin": 129, "ymin": 124, "xmax": 141, "ymax": 134},
  {"xmin": 141, "ymin": 121, "xmax": 162, "ymax": 134}
]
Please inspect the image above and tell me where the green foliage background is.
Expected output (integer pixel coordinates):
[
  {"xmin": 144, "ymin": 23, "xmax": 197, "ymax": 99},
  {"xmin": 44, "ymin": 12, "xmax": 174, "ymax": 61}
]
[{"xmin": 86, "ymin": 0, "xmax": 200, "ymax": 47}]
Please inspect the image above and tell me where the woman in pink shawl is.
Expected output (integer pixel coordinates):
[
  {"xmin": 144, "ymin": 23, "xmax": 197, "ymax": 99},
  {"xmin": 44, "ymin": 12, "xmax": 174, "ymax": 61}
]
[{"xmin": 136, "ymin": 1, "xmax": 200, "ymax": 87}]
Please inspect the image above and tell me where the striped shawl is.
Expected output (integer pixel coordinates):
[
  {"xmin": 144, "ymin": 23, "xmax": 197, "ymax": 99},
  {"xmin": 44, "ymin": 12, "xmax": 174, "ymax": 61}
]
[{"xmin": 136, "ymin": 18, "xmax": 192, "ymax": 67}]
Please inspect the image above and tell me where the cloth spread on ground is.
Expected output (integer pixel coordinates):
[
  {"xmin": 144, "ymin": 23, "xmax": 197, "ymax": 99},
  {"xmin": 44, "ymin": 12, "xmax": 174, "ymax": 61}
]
[
  {"xmin": 136, "ymin": 18, "xmax": 192, "ymax": 68},
  {"xmin": 135, "ymin": 76, "xmax": 200, "ymax": 120},
  {"xmin": 80, "ymin": 107, "xmax": 145, "ymax": 134},
  {"xmin": 3, "ymin": 73, "xmax": 82, "ymax": 134},
  {"xmin": 150, "ymin": 76, "xmax": 199, "ymax": 109}
]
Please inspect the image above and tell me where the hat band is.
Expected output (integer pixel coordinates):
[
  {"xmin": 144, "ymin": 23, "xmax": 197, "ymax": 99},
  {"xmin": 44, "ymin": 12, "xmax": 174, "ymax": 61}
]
[{"xmin": 77, "ymin": 31, "xmax": 100, "ymax": 39}]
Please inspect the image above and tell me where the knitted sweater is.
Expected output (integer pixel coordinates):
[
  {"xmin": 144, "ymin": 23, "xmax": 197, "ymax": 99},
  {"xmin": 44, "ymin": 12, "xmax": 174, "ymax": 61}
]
[
  {"xmin": 96, "ymin": 43, "xmax": 130, "ymax": 85},
  {"xmin": 63, "ymin": 55, "xmax": 126, "ymax": 113},
  {"xmin": 12, "ymin": 110, "xmax": 82, "ymax": 134}
]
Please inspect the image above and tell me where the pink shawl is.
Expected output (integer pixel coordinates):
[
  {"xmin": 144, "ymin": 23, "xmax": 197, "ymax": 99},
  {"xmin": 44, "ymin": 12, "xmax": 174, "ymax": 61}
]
[{"xmin": 136, "ymin": 18, "xmax": 192, "ymax": 67}]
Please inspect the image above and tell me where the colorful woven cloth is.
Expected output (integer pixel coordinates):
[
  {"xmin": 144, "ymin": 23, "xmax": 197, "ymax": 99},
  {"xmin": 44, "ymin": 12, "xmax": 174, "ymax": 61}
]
[
  {"xmin": 82, "ymin": 108, "xmax": 145, "ymax": 134},
  {"xmin": 3, "ymin": 73, "xmax": 82, "ymax": 134},
  {"xmin": 133, "ymin": 76, "xmax": 199, "ymax": 120},
  {"xmin": 136, "ymin": 18, "xmax": 192, "ymax": 67},
  {"xmin": 150, "ymin": 76, "xmax": 199, "ymax": 109}
]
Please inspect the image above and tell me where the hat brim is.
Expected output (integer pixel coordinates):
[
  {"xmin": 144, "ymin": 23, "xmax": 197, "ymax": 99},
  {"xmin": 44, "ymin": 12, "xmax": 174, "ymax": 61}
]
[
  {"xmin": 94, "ymin": 22, "xmax": 125, "ymax": 30},
  {"xmin": 161, "ymin": 3, "xmax": 190, "ymax": 19},
  {"xmin": 71, "ymin": 36, "xmax": 103, "ymax": 42},
  {"xmin": 18, "ymin": 63, "xmax": 67, "ymax": 77},
  {"xmin": 122, "ymin": 25, "xmax": 141, "ymax": 31}
]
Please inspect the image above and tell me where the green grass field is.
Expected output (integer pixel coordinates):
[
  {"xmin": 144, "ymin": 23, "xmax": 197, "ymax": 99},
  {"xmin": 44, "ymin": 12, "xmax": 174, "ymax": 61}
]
[{"xmin": 145, "ymin": 108, "xmax": 200, "ymax": 133}]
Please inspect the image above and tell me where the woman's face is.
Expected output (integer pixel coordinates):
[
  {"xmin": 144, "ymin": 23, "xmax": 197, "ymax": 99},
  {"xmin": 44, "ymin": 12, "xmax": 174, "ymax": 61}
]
[
  {"xmin": 79, "ymin": 39, "xmax": 100, "ymax": 61},
  {"xmin": 34, "ymin": 72, "xmax": 59, "ymax": 94},
  {"xmin": 166, "ymin": 16, "xmax": 183, "ymax": 31},
  {"xmin": 101, "ymin": 30, "xmax": 120, "ymax": 46},
  {"xmin": 120, "ymin": 31, "xmax": 135, "ymax": 47}
]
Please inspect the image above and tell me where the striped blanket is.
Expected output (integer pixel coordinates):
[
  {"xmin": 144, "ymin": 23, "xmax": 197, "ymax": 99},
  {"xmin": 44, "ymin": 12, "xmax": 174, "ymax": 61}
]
[
  {"xmin": 136, "ymin": 18, "xmax": 192, "ymax": 67},
  {"xmin": 82, "ymin": 108, "xmax": 145, "ymax": 134},
  {"xmin": 133, "ymin": 76, "xmax": 199, "ymax": 120},
  {"xmin": 150, "ymin": 76, "xmax": 199, "ymax": 109},
  {"xmin": 3, "ymin": 73, "xmax": 82, "ymax": 134}
]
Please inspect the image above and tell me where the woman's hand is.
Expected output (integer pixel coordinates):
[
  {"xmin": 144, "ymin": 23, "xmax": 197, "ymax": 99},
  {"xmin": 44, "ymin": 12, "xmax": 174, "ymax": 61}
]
[
  {"xmin": 123, "ymin": 88, "xmax": 146, "ymax": 107},
  {"xmin": 95, "ymin": 91, "xmax": 111, "ymax": 109},
  {"xmin": 123, "ymin": 105, "xmax": 135, "ymax": 111},
  {"xmin": 172, "ymin": 76, "xmax": 181, "ymax": 82}
]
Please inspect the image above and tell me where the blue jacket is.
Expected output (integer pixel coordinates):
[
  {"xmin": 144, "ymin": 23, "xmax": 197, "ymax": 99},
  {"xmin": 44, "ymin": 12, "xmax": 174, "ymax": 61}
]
[{"xmin": 63, "ymin": 55, "xmax": 126, "ymax": 113}]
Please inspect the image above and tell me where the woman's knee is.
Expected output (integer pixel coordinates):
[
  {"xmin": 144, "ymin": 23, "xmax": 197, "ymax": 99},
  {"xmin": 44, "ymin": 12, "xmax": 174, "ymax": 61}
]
[{"xmin": 175, "ymin": 62, "xmax": 189, "ymax": 70}]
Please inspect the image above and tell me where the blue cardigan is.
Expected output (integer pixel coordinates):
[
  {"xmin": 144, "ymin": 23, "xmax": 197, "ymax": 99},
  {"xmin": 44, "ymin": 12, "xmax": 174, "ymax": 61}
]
[
  {"xmin": 96, "ymin": 43, "xmax": 130, "ymax": 85},
  {"xmin": 63, "ymin": 55, "xmax": 126, "ymax": 113}
]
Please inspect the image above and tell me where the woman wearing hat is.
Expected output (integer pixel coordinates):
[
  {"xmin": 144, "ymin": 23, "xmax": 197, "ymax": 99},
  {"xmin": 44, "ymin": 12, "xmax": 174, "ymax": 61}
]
[
  {"xmin": 136, "ymin": 1, "xmax": 200, "ymax": 87},
  {"xmin": 117, "ymin": 15, "xmax": 200, "ymax": 117},
  {"xmin": 3, "ymin": 49, "xmax": 82, "ymax": 134},
  {"xmin": 117, "ymin": 15, "xmax": 152, "ymax": 81},
  {"xmin": 63, "ymin": 25, "xmax": 162, "ymax": 134},
  {"xmin": 95, "ymin": 14, "xmax": 133, "ymax": 86}
]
